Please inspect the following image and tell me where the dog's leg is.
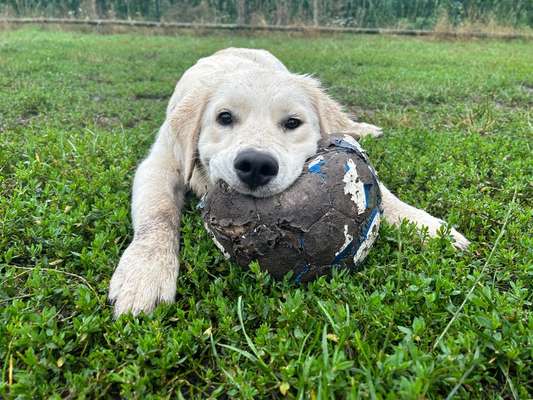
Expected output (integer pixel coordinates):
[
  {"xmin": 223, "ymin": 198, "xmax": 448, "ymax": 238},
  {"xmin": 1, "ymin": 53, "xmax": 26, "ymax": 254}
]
[
  {"xmin": 379, "ymin": 182, "xmax": 470, "ymax": 250},
  {"xmin": 109, "ymin": 126, "xmax": 183, "ymax": 317},
  {"xmin": 347, "ymin": 122, "xmax": 383, "ymax": 139}
]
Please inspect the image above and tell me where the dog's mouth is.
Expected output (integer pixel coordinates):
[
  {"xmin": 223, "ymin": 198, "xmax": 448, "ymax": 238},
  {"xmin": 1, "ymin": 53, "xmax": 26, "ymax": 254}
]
[
  {"xmin": 205, "ymin": 151, "xmax": 305, "ymax": 198},
  {"xmin": 227, "ymin": 181, "xmax": 282, "ymax": 198},
  {"xmin": 223, "ymin": 164, "xmax": 305, "ymax": 198}
]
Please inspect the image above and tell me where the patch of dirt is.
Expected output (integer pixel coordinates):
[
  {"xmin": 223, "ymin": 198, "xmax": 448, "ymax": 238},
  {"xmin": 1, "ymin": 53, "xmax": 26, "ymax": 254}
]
[
  {"xmin": 15, "ymin": 116, "xmax": 34, "ymax": 127},
  {"xmin": 521, "ymin": 84, "xmax": 533, "ymax": 96},
  {"xmin": 94, "ymin": 115, "xmax": 121, "ymax": 127},
  {"xmin": 494, "ymin": 101, "xmax": 522, "ymax": 112},
  {"xmin": 132, "ymin": 93, "xmax": 168, "ymax": 100},
  {"xmin": 346, "ymin": 106, "xmax": 376, "ymax": 121},
  {"xmin": 87, "ymin": 75, "xmax": 113, "ymax": 84}
]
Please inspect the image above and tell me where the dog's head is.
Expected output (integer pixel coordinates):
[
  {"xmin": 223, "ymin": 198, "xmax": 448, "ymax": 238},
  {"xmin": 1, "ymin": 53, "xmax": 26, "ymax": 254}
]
[{"xmin": 169, "ymin": 69, "xmax": 355, "ymax": 197}]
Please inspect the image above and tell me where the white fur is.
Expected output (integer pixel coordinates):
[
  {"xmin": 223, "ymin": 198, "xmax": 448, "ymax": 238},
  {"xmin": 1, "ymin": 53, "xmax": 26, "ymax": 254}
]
[
  {"xmin": 109, "ymin": 48, "xmax": 469, "ymax": 317},
  {"xmin": 198, "ymin": 69, "xmax": 322, "ymax": 197}
]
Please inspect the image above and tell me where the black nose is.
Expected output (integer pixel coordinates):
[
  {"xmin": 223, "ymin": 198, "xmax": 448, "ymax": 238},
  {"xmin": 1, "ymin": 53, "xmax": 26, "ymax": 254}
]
[{"xmin": 234, "ymin": 150, "xmax": 279, "ymax": 190}]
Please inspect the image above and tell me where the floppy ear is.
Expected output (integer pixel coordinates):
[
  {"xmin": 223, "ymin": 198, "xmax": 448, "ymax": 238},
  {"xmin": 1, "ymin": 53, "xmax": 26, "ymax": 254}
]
[
  {"xmin": 297, "ymin": 75, "xmax": 359, "ymax": 137},
  {"xmin": 166, "ymin": 89, "xmax": 210, "ymax": 185}
]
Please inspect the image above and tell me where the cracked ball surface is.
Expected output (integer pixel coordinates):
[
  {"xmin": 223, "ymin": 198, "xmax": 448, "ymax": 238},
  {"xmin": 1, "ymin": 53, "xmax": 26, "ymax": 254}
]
[{"xmin": 200, "ymin": 135, "xmax": 382, "ymax": 283}]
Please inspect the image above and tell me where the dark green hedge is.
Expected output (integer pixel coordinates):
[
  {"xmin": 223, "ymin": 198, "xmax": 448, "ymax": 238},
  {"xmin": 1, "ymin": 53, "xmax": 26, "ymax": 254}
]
[{"xmin": 1, "ymin": 0, "xmax": 531, "ymax": 29}]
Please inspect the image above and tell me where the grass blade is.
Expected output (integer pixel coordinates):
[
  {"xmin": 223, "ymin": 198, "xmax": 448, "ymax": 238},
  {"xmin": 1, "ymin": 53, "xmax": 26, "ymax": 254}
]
[{"xmin": 432, "ymin": 188, "xmax": 518, "ymax": 351}]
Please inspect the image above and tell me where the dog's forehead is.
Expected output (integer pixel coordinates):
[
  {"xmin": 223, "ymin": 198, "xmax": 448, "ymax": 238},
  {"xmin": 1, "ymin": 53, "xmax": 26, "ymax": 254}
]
[{"xmin": 213, "ymin": 70, "xmax": 311, "ymax": 110}]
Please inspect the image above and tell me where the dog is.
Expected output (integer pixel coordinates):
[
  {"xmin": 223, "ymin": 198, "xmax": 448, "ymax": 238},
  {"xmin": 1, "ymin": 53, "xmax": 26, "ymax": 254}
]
[{"xmin": 109, "ymin": 48, "xmax": 470, "ymax": 317}]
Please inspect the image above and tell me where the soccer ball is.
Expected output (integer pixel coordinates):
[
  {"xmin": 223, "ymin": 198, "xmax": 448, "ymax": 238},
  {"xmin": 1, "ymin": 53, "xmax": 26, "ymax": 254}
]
[{"xmin": 199, "ymin": 135, "xmax": 382, "ymax": 283}]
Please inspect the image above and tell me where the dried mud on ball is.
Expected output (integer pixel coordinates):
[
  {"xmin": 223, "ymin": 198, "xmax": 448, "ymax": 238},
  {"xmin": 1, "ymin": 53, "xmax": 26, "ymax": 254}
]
[{"xmin": 200, "ymin": 135, "xmax": 382, "ymax": 283}]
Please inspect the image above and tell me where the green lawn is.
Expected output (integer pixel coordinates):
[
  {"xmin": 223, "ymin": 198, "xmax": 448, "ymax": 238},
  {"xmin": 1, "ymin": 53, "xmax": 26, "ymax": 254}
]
[{"xmin": 0, "ymin": 28, "xmax": 531, "ymax": 399}]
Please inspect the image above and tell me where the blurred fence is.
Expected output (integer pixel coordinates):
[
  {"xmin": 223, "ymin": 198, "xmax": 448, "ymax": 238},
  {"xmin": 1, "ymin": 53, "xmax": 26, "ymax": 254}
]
[{"xmin": 1, "ymin": 1, "xmax": 531, "ymax": 30}]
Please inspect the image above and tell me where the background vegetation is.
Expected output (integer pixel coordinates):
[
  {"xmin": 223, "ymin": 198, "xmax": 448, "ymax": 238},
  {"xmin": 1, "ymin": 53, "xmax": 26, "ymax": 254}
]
[
  {"xmin": 0, "ymin": 0, "xmax": 532, "ymax": 30},
  {"xmin": 0, "ymin": 28, "xmax": 532, "ymax": 398}
]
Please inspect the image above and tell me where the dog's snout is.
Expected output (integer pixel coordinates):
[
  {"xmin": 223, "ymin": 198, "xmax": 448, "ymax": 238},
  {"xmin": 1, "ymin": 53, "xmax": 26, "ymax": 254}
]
[{"xmin": 234, "ymin": 150, "xmax": 279, "ymax": 189}]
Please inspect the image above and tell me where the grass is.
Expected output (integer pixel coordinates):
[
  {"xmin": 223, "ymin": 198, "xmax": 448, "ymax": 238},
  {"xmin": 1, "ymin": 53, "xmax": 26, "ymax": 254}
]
[{"xmin": 0, "ymin": 28, "xmax": 532, "ymax": 398}]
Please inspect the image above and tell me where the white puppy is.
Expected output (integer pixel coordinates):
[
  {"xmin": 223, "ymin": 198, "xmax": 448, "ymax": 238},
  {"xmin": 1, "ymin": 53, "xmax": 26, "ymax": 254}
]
[{"xmin": 109, "ymin": 48, "xmax": 469, "ymax": 317}]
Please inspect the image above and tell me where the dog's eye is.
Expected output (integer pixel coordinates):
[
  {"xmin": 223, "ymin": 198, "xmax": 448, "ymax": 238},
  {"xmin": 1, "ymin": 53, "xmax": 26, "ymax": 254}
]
[
  {"xmin": 217, "ymin": 111, "xmax": 233, "ymax": 126},
  {"xmin": 284, "ymin": 117, "xmax": 302, "ymax": 130}
]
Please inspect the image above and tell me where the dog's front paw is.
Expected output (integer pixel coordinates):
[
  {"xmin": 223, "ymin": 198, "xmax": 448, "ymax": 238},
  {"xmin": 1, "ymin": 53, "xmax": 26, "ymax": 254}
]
[
  {"xmin": 354, "ymin": 122, "xmax": 383, "ymax": 138},
  {"xmin": 450, "ymin": 228, "xmax": 471, "ymax": 251},
  {"xmin": 109, "ymin": 239, "xmax": 179, "ymax": 317}
]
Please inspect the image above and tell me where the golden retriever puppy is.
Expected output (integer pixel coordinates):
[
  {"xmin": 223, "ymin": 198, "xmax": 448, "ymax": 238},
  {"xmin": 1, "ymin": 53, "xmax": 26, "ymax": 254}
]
[{"xmin": 109, "ymin": 48, "xmax": 469, "ymax": 317}]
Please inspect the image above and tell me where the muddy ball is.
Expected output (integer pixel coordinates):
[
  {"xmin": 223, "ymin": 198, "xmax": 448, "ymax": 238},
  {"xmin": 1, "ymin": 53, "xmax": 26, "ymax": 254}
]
[{"xmin": 199, "ymin": 135, "xmax": 382, "ymax": 283}]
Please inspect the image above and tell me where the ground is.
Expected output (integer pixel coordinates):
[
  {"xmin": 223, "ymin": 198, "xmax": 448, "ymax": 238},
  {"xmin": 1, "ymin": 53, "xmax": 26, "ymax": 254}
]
[{"xmin": 0, "ymin": 28, "xmax": 531, "ymax": 399}]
